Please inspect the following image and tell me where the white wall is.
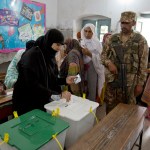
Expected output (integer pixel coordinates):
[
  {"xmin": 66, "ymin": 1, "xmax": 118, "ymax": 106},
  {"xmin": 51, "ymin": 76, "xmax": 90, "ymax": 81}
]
[
  {"xmin": 33, "ymin": 0, "xmax": 58, "ymax": 28},
  {"xmin": 57, "ymin": 0, "xmax": 150, "ymax": 31},
  {"xmin": 33, "ymin": 0, "xmax": 150, "ymax": 32},
  {"xmin": 30, "ymin": 0, "xmax": 150, "ymax": 41},
  {"xmin": 137, "ymin": 17, "xmax": 150, "ymax": 46}
]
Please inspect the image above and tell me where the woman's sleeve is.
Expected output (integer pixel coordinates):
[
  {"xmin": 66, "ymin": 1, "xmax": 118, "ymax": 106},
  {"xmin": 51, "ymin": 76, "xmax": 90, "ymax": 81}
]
[
  {"xmin": 4, "ymin": 49, "xmax": 25, "ymax": 89},
  {"xmin": 4, "ymin": 57, "xmax": 19, "ymax": 89}
]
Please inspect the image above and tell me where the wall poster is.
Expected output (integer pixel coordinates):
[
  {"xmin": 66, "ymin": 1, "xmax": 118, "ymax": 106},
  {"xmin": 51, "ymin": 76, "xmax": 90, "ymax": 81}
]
[{"xmin": 0, "ymin": 0, "xmax": 46, "ymax": 53}]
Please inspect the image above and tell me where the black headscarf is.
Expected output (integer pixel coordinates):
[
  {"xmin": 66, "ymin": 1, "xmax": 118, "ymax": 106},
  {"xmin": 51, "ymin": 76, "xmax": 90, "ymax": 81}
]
[
  {"xmin": 34, "ymin": 29, "xmax": 64, "ymax": 63},
  {"xmin": 26, "ymin": 40, "xmax": 35, "ymax": 50}
]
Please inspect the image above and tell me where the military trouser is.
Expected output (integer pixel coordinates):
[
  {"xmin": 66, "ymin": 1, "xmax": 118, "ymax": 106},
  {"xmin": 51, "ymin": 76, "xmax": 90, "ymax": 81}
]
[{"xmin": 104, "ymin": 83, "xmax": 136, "ymax": 114}]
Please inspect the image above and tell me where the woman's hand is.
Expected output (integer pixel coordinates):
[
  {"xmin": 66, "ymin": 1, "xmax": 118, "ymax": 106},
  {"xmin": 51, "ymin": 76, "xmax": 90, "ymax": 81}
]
[
  {"xmin": 66, "ymin": 76, "xmax": 76, "ymax": 85},
  {"xmin": 61, "ymin": 91, "xmax": 71, "ymax": 102},
  {"xmin": 82, "ymin": 48, "xmax": 92, "ymax": 58}
]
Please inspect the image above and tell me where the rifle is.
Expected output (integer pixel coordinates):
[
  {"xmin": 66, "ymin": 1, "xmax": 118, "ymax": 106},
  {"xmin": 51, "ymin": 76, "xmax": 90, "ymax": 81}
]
[{"xmin": 109, "ymin": 45, "xmax": 128, "ymax": 103}]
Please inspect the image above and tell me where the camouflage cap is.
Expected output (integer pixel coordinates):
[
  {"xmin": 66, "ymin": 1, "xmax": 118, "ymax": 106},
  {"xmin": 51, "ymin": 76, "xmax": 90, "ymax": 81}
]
[{"xmin": 120, "ymin": 11, "xmax": 136, "ymax": 22}]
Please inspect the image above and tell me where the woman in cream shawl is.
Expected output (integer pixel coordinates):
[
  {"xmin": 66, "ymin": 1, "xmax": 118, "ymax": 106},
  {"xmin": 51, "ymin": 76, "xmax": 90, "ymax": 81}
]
[{"xmin": 80, "ymin": 23, "xmax": 105, "ymax": 102}]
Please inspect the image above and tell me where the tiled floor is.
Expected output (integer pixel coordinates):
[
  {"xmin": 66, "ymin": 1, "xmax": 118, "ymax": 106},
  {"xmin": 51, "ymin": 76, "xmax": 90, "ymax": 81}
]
[{"xmin": 96, "ymin": 104, "xmax": 150, "ymax": 150}]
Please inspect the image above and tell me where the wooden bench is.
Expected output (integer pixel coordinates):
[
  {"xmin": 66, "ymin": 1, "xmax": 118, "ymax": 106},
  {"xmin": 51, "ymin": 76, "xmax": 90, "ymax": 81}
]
[
  {"xmin": 0, "ymin": 89, "xmax": 13, "ymax": 121},
  {"xmin": 69, "ymin": 103, "xmax": 147, "ymax": 150},
  {"xmin": 0, "ymin": 72, "xmax": 6, "ymax": 81}
]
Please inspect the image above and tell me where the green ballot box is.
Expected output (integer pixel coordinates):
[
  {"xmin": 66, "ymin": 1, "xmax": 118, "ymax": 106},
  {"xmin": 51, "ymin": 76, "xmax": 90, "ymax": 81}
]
[{"xmin": 0, "ymin": 109, "xmax": 69, "ymax": 150}]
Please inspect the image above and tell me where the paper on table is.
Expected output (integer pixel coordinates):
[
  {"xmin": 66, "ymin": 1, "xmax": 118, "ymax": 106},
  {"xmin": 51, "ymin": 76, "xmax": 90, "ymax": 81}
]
[{"xmin": 7, "ymin": 91, "xmax": 13, "ymax": 96}]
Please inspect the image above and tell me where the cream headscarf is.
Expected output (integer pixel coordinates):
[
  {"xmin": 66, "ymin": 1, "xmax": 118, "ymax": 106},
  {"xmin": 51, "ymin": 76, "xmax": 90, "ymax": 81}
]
[
  {"xmin": 81, "ymin": 23, "xmax": 99, "ymax": 42},
  {"xmin": 81, "ymin": 23, "xmax": 102, "ymax": 64}
]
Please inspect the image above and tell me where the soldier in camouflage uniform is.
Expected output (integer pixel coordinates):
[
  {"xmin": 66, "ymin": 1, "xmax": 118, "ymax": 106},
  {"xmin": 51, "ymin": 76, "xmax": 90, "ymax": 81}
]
[{"xmin": 101, "ymin": 11, "xmax": 149, "ymax": 113}]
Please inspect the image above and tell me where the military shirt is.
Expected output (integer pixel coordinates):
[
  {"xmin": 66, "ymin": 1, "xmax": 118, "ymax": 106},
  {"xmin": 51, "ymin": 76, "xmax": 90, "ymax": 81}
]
[{"xmin": 101, "ymin": 31, "xmax": 149, "ymax": 86}]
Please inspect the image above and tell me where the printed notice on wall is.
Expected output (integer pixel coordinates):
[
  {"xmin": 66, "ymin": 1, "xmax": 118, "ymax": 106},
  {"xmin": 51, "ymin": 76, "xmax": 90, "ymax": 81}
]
[
  {"xmin": 20, "ymin": 3, "xmax": 33, "ymax": 21},
  {"xmin": 18, "ymin": 23, "xmax": 33, "ymax": 42}
]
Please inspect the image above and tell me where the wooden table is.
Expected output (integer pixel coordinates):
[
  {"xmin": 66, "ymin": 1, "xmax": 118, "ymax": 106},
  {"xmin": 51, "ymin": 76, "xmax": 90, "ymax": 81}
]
[
  {"xmin": 69, "ymin": 103, "xmax": 147, "ymax": 150},
  {"xmin": 0, "ymin": 89, "xmax": 13, "ymax": 120}
]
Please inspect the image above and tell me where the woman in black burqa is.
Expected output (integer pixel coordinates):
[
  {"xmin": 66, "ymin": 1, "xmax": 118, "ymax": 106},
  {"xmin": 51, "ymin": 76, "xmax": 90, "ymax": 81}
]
[{"xmin": 13, "ymin": 29, "xmax": 74, "ymax": 115}]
